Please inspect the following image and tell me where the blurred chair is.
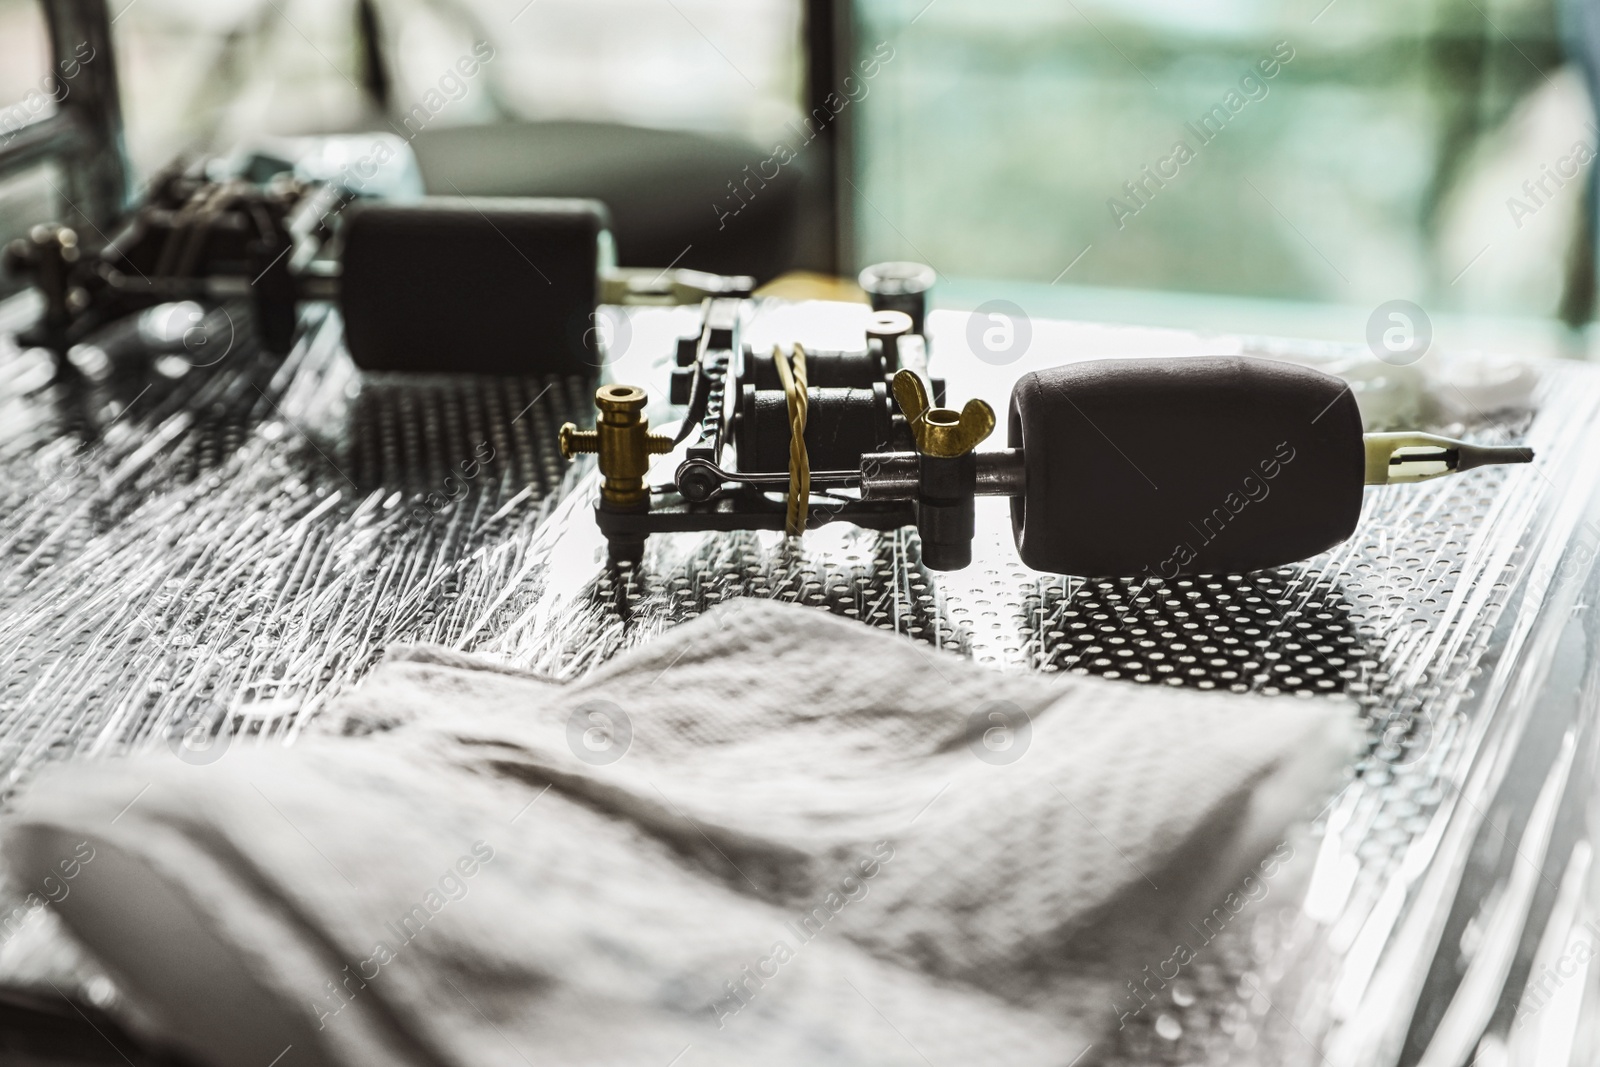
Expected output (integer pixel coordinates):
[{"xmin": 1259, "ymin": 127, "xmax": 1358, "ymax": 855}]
[
  {"xmin": 381, "ymin": 0, "xmax": 851, "ymax": 280},
  {"xmin": 407, "ymin": 118, "xmax": 812, "ymax": 281}
]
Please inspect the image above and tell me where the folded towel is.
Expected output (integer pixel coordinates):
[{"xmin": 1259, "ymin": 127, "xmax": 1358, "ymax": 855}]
[{"xmin": 3, "ymin": 600, "xmax": 1356, "ymax": 1067}]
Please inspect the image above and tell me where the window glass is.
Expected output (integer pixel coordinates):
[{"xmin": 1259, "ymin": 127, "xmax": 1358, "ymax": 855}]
[
  {"xmin": 853, "ymin": 0, "xmax": 1580, "ymax": 322},
  {"xmin": 0, "ymin": 0, "xmax": 58, "ymax": 138}
]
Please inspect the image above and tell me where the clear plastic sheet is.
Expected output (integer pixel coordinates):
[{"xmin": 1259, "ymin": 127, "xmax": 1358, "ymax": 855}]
[{"xmin": 0, "ymin": 296, "xmax": 1595, "ymax": 1066}]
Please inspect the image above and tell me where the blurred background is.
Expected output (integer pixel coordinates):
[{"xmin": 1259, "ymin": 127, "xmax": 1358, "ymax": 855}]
[{"xmin": 1, "ymin": 0, "xmax": 1595, "ymax": 348}]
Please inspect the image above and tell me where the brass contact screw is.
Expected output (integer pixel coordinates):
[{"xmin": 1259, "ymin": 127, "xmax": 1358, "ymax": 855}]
[{"xmin": 560, "ymin": 384, "xmax": 674, "ymax": 508}]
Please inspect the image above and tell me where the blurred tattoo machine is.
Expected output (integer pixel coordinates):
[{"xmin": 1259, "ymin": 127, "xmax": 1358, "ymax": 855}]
[{"xmin": 2, "ymin": 146, "xmax": 751, "ymax": 366}]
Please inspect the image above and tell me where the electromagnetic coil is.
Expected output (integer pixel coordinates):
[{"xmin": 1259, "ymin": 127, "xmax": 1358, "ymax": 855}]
[
  {"xmin": 741, "ymin": 346, "xmax": 885, "ymax": 391},
  {"xmin": 735, "ymin": 383, "xmax": 895, "ymax": 474}
]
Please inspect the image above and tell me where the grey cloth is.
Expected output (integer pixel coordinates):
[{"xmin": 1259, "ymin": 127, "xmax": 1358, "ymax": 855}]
[{"xmin": 2, "ymin": 600, "xmax": 1356, "ymax": 1067}]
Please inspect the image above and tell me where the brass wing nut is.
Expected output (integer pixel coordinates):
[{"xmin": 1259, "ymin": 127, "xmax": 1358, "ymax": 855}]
[
  {"xmin": 560, "ymin": 384, "xmax": 674, "ymax": 508},
  {"xmin": 891, "ymin": 369, "xmax": 995, "ymax": 457}
]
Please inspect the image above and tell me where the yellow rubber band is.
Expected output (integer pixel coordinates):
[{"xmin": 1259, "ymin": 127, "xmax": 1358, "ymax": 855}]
[{"xmin": 772, "ymin": 343, "xmax": 810, "ymax": 536}]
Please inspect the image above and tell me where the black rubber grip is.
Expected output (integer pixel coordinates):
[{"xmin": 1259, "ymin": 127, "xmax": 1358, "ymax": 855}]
[
  {"xmin": 339, "ymin": 197, "xmax": 608, "ymax": 374},
  {"xmin": 1009, "ymin": 356, "xmax": 1365, "ymax": 577}
]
